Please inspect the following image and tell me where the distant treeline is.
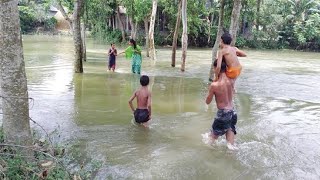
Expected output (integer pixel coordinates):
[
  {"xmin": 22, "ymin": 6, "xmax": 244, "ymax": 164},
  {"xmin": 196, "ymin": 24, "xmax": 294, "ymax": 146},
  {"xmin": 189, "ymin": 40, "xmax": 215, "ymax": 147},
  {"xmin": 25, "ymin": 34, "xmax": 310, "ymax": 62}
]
[{"xmin": 19, "ymin": 0, "xmax": 320, "ymax": 51}]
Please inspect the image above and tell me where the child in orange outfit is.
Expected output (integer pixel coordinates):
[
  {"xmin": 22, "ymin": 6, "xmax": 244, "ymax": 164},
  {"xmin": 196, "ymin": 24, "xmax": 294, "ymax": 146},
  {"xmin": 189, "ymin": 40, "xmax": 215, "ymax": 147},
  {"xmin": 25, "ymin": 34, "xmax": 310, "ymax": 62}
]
[{"xmin": 214, "ymin": 32, "xmax": 247, "ymax": 90}]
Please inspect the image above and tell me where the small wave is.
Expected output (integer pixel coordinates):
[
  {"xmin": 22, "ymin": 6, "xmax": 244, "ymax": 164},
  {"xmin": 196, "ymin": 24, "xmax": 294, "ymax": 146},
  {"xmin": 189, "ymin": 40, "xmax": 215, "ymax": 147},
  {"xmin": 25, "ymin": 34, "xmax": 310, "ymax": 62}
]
[
  {"xmin": 131, "ymin": 118, "xmax": 139, "ymax": 127},
  {"xmin": 201, "ymin": 132, "xmax": 213, "ymax": 145},
  {"xmin": 130, "ymin": 118, "xmax": 153, "ymax": 129},
  {"xmin": 201, "ymin": 132, "xmax": 239, "ymax": 150}
]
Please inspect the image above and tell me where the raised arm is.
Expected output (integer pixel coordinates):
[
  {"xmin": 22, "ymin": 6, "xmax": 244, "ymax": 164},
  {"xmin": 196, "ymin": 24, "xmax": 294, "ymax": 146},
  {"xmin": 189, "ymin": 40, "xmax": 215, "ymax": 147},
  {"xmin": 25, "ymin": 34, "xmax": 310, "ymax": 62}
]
[
  {"xmin": 128, "ymin": 92, "xmax": 137, "ymax": 113},
  {"xmin": 206, "ymin": 84, "xmax": 215, "ymax": 105},
  {"xmin": 235, "ymin": 47, "xmax": 247, "ymax": 57}
]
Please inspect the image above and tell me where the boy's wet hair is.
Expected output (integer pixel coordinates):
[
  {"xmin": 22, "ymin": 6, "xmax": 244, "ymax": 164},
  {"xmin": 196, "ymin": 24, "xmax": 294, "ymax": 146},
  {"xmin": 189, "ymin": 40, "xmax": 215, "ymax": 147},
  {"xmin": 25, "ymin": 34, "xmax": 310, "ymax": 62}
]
[
  {"xmin": 140, "ymin": 75, "xmax": 149, "ymax": 86},
  {"xmin": 111, "ymin": 43, "xmax": 115, "ymax": 46},
  {"xmin": 213, "ymin": 59, "xmax": 227, "ymax": 72},
  {"xmin": 221, "ymin": 32, "xmax": 232, "ymax": 45}
]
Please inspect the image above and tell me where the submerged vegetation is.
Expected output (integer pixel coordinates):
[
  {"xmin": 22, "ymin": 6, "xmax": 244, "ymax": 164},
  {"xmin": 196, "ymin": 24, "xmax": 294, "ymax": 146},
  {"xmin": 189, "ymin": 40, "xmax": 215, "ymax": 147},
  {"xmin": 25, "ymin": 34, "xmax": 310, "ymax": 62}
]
[{"xmin": 0, "ymin": 128, "xmax": 101, "ymax": 179}]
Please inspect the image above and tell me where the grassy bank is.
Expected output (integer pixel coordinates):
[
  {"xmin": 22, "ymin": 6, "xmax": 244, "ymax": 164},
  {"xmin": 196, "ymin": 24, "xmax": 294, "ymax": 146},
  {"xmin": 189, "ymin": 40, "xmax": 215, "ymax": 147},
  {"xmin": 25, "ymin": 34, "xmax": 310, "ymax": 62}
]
[{"xmin": 0, "ymin": 128, "xmax": 101, "ymax": 179}]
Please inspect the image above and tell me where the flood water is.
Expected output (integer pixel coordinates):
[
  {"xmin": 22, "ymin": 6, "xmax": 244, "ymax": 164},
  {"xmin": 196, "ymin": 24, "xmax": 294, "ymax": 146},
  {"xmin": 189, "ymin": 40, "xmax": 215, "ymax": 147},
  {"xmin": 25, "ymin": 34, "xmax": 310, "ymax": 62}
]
[{"xmin": 20, "ymin": 35, "xmax": 320, "ymax": 179}]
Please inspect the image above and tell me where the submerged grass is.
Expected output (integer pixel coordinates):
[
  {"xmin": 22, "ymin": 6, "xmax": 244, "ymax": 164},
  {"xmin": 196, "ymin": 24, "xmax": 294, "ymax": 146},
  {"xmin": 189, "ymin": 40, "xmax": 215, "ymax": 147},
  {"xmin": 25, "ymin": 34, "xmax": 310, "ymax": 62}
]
[{"xmin": 0, "ymin": 127, "xmax": 102, "ymax": 179}]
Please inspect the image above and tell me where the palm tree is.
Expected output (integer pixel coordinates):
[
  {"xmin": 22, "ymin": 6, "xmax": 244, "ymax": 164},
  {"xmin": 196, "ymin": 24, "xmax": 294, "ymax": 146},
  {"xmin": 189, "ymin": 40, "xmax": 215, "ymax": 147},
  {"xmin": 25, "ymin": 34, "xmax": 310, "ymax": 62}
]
[{"xmin": 287, "ymin": 0, "xmax": 319, "ymax": 21}]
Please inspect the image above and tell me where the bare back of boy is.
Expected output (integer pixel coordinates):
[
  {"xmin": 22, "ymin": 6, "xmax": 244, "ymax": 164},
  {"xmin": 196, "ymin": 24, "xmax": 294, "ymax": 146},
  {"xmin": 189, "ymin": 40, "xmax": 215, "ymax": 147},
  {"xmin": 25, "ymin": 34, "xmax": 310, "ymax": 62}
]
[
  {"xmin": 135, "ymin": 87, "xmax": 151, "ymax": 109},
  {"xmin": 128, "ymin": 75, "xmax": 152, "ymax": 127},
  {"xmin": 207, "ymin": 74, "xmax": 234, "ymax": 110}
]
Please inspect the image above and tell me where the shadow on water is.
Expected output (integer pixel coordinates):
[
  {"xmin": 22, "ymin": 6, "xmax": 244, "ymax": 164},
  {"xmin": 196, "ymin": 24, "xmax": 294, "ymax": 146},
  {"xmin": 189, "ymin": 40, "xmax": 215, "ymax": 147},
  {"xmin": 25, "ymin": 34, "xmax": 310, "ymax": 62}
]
[{"xmin": 19, "ymin": 35, "xmax": 320, "ymax": 179}]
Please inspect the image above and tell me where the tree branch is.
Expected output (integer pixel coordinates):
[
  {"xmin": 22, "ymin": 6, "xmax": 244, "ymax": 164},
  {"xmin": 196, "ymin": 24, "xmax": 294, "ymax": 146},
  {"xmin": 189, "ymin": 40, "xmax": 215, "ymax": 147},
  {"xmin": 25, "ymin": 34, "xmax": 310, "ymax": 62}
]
[
  {"xmin": 56, "ymin": 0, "xmax": 73, "ymax": 32},
  {"xmin": 56, "ymin": 0, "xmax": 72, "ymax": 23}
]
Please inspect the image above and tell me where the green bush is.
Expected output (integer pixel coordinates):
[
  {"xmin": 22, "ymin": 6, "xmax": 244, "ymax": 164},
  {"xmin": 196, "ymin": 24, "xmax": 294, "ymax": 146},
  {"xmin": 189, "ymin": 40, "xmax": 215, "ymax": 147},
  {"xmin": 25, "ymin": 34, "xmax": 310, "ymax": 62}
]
[
  {"xmin": 235, "ymin": 36, "xmax": 246, "ymax": 48},
  {"xmin": 106, "ymin": 29, "xmax": 123, "ymax": 43},
  {"xmin": 19, "ymin": 4, "xmax": 57, "ymax": 33},
  {"xmin": 19, "ymin": 6, "xmax": 37, "ymax": 33},
  {"xmin": 91, "ymin": 25, "xmax": 123, "ymax": 44},
  {"xmin": 135, "ymin": 34, "xmax": 146, "ymax": 46},
  {"xmin": 293, "ymin": 13, "xmax": 320, "ymax": 51},
  {"xmin": 44, "ymin": 17, "xmax": 57, "ymax": 31},
  {"xmin": 154, "ymin": 31, "xmax": 170, "ymax": 46}
]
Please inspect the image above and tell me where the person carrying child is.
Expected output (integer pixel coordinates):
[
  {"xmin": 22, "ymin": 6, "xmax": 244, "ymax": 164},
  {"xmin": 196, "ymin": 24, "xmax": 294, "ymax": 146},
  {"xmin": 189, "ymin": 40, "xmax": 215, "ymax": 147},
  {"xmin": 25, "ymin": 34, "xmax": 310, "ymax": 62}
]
[{"xmin": 206, "ymin": 59, "xmax": 238, "ymax": 149}]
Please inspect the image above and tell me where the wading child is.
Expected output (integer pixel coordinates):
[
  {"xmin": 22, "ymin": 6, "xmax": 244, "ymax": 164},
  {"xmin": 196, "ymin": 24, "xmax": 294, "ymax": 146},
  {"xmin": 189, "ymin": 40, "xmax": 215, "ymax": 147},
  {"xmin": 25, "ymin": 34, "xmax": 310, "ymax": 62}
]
[
  {"xmin": 108, "ymin": 43, "xmax": 117, "ymax": 72},
  {"xmin": 128, "ymin": 75, "xmax": 152, "ymax": 127}
]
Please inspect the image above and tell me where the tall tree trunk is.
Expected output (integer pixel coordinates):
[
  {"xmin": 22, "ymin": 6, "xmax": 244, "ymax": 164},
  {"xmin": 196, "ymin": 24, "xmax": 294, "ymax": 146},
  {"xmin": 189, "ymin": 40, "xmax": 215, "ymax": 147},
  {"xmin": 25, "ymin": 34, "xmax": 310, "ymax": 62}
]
[
  {"xmin": 0, "ymin": 0, "xmax": 32, "ymax": 153},
  {"xmin": 207, "ymin": 0, "xmax": 214, "ymax": 44},
  {"xmin": 129, "ymin": 16, "xmax": 137, "ymax": 39},
  {"xmin": 208, "ymin": 0, "xmax": 225, "ymax": 81},
  {"xmin": 82, "ymin": 2, "xmax": 87, "ymax": 62},
  {"xmin": 171, "ymin": 0, "xmax": 182, "ymax": 67},
  {"xmin": 81, "ymin": 23, "xmax": 86, "ymax": 62},
  {"xmin": 112, "ymin": 15, "xmax": 117, "ymax": 31},
  {"xmin": 133, "ymin": 21, "xmax": 138, "ymax": 39},
  {"xmin": 229, "ymin": 0, "xmax": 242, "ymax": 46},
  {"xmin": 207, "ymin": 17, "xmax": 212, "ymax": 44},
  {"xmin": 241, "ymin": 15, "xmax": 245, "ymax": 35},
  {"xmin": 149, "ymin": 0, "xmax": 158, "ymax": 60},
  {"xmin": 144, "ymin": 18, "xmax": 150, "ymax": 57},
  {"xmin": 116, "ymin": 7, "xmax": 126, "ymax": 42},
  {"xmin": 256, "ymin": 0, "xmax": 261, "ymax": 31},
  {"xmin": 126, "ymin": 15, "xmax": 129, "ymax": 31},
  {"xmin": 180, "ymin": 0, "xmax": 187, "ymax": 72},
  {"xmin": 57, "ymin": 0, "xmax": 84, "ymax": 71},
  {"xmin": 73, "ymin": 0, "xmax": 84, "ymax": 73},
  {"xmin": 109, "ymin": 18, "xmax": 112, "ymax": 28},
  {"xmin": 129, "ymin": 16, "xmax": 133, "ymax": 38}
]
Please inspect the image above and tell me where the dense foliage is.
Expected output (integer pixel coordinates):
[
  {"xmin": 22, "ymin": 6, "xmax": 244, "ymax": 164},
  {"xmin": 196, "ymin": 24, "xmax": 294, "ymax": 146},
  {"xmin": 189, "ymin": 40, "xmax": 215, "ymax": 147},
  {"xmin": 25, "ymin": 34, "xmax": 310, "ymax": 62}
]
[
  {"xmin": 242, "ymin": 0, "xmax": 320, "ymax": 50},
  {"xmin": 19, "ymin": 0, "xmax": 57, "ymax": 33},
  {"xmin": 18, "ymin": 0, "xmax": 320, "ymax": 51}
]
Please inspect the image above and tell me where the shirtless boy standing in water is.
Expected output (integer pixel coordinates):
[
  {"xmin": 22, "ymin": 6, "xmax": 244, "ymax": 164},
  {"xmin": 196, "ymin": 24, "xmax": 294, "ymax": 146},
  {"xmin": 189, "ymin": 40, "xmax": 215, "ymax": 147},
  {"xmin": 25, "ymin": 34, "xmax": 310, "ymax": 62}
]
[
  {"xmin": 214, "ymin": 32, "xmax": 246, "ymax": 88},
  {"xmin": 128, "ymin": 75, "xmax": 152, "ymax": 127},
  {"xmin": 207, "ymin": 59, "xmax": 238, "ymax": 149}
]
